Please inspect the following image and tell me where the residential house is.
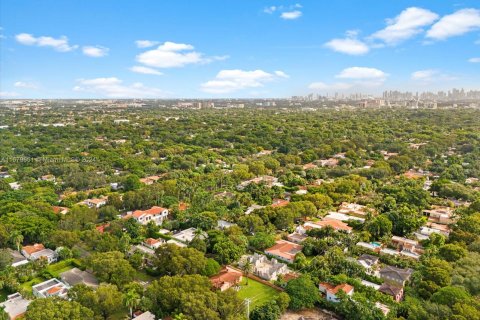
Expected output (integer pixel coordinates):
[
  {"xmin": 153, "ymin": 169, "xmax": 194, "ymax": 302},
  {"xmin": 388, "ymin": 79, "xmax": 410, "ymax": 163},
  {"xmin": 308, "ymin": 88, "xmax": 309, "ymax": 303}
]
[
  {"xmin": 143, "ymin": 238, "xmax": 164, "ymax": 250},
  {"xmin": 338, "ymin": 202, "xmax": 377, "ymax": 218},
  {"xmin": 378, "ymin": 283, "xmax": 404, "ymax": 302},
  {"xmin": 391, "ymin": 236, "xmax": 424, "ymax": 260},
  {"xmin": 379, "ymin": 266, "xmax": 413, "ymax": 286},
  {"xmin": 8, "ymin": 249, "xmax": 29, "ymax": 267},
  {"xmin": 9, "ymin": 182, "xmax": 21, "ymax": 190},
  {"xmin": 133, "ymin": 311, "xmax": 156, "ymax": 320},
  {"xmin": 0, "ymin": 293, "xmax": 31, "ymax": 320},
  {"xmin": 210, "ymin": 266, "xmax": 243, "ymax": 291},
  {"xmin": 271, "ymin": 198, "xmax": 290, "ymax": 208},
  {"xmin": 52, "ymin": 206, "xmax": 69, "ymax": 215},
  {"xmin": 357, "ymin": 254, "xmax": 379, "ymax": 275},
  {"xmin": 318, "ymin": 158, "xmax": 339, "ymax": 167},
  {"xmin": 319, "ymin": 282, "xmax": 354, "ymax": 303},
  {"xmin": 264, "ymin": 240, "xmax": 303, "ymax": 264},
  {"xmin": 237, "ymin": 175, "xmax": 283, "ymax": 190},
  {"xmin": 139, "ymin": 175, "xmax": 161, "ymax": 185},
  {"xmin": 324, "ymin": 212, "xmax": 365, "ymax": 223},
  {"xmin": 172, "ymin": 227, "xmax": 204, "ymax": 243},
  {"xmin": 217, "ymin": 220, "xmax": 236, "ymax": 230},
  {"xmin": 247, "ymin": 253, "xmax": 290, "ymax": 281},
  {"xmin": 60, "ymin": 268, "xmax": 98, "ymax": 288},
  {"xmin": 423, "ymin": 206, "xmax": 455, "ymax": 225},
  {"xmin": 245, "ymin": 204, "xmax": 265, "ymax": 215},
  {"xmin": 126, "ymin": 206, "xmax": 169, "ymax": 226},
  {"xmin": 82, "ymin": 197, "xmax": 107, "ymax": 208},
  {"xmin": 356, "ymin": 242, "xmax": 381, "ymax": 252},
  {"xmin": 32, "ymin": 278, "xmax": 69, "ymax": 298},
  {"xmin": 298, "ymin": 219, "xmax": 352, "ymax": 234},
  {"xmin": 0, "ymin": 171, "xmax": 11, "ymax": 179},
  {"xmin": 21, "ymin": 244, "xmax": 57, "ymax": 263},
  {"xmin": 40, "ymin": 174, "xmax": 55, "ymax": 182},
  {"xmin": 287, "ymin": 231, "xmax": 308, "ymax": 244}
]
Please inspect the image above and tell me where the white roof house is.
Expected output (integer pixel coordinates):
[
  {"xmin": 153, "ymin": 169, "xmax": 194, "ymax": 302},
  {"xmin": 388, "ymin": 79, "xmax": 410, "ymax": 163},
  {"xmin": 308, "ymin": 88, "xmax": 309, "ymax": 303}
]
[{"xmin": 0, "ymin": 293, "xmax": 31, "ymax": 320}]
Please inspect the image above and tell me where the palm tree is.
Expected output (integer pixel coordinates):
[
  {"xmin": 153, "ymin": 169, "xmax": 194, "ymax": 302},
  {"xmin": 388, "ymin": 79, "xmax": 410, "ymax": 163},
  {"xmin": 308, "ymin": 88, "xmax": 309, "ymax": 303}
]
[
  {"xmin": 124, "ymin": 289, "xmax": 141, "ymax": 318},
  {"xmin": 241, "ymin": 260, "xmax": 253, "ymax": 285},
  {"xmin": 10, "ymin": 231, "xmax": 23, "ymax": 252}
]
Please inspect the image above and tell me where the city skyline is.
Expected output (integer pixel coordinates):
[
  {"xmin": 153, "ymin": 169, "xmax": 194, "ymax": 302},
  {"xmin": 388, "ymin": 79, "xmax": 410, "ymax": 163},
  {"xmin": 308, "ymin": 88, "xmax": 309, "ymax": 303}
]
[{"xmin": 1, "ymin": 0, "xmax": 480, "ymax": 98}]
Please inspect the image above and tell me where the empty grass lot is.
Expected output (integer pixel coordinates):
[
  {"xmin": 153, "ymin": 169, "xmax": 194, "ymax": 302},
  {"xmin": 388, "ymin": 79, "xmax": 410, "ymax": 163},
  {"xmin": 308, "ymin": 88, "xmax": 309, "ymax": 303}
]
[{"xmin": 237, "ymin": 278, "xmax": 280, "ymax": 308}]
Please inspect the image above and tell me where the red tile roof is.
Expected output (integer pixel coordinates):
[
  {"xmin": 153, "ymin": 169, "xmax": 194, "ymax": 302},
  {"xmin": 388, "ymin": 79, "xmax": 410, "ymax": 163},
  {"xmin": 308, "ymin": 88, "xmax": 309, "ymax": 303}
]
[
  {"xmin": 22, "ymin": 243, "xmax": 45, "ymax": 255},
  {"xmin": 265, "ymin": 240, "xmax": 303, "ymax": 261},
  {"xmin": 319, "ymin": 282, "xmax": 354, "ymax": 295}
]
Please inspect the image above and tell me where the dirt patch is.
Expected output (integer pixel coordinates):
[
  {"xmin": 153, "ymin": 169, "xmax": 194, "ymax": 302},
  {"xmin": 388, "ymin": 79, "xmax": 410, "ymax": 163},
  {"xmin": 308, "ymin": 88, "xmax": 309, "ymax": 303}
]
[{"xmin": 281, "ymin": 309, "xmax": 339, "ymax": 320}]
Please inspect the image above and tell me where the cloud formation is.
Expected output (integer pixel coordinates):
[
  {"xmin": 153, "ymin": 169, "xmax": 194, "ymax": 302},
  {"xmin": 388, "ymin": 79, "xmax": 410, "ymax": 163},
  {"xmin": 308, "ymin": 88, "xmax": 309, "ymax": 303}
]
[
  {"xmin": 264, "ymin": 4, "xmax": 302, "ymax": 20},
  {"xmin": 15, "ymin": 33, "xmax": 78, "ymax": 52},
  {"xmin": 281, "ymin": 11, "xmax": 302, "ymax": 20},
  {"xmin": 129, "ymin": 66, "xmax": 163, "ymax": 75},
  {"xmin": 135, "ymin": 40, "xmax": 159, "ymax": 48},
  {"xmin": 14, "ymin": 81, "xmax": 37, "ymax": 89},
  {"xmin": 136, "ymin": 41, "xmax": 226, "ymax": 68},
  {"xmin": 309, "ymin": 67, "xmax": 388, "ymax": 92},
  {"xmin": 325, "ymin": 34, "xmax": 370, "ymax": 55},
  {"xmin": 371, "ymin": 7, "xmax": 439, "ymax": 44},
  {"xmin": 336, "ymin": 67, "xmax": 388, "ymax": 80},
  {"xmin": 82, "ymin": 46, "xmax": 109, "ymax": 57},
  {"xmin": 411, "ymin": 69, "xmax": 456, "ymax": 82},
  {"xmin": 201, "ymin": 69, "xmax": 288, "ymax": 94},
  {"xmin": 426, "ymin": 9, "xmax": 480, "ymax": 40},
  {"xmin": 73, "ymin": 77, "xmax": 165, "ymax": 98}
]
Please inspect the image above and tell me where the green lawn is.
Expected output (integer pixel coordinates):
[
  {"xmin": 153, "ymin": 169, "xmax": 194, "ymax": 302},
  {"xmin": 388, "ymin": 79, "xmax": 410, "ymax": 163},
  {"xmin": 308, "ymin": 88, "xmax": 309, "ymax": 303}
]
[
  {"xmin": 0, "ymin": 289, "xmax": 8, "ymax": 302},
  {"xmin": 237, "ymin": 278, "xmax": 280, "ymax": 308}
]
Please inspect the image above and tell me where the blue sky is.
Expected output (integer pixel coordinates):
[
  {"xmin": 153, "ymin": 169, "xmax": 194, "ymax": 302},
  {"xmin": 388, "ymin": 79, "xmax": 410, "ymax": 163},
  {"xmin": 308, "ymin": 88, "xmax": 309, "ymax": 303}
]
[{"xmin": 1, "ymin": 0, "xmax": 480, "ymax": 98}]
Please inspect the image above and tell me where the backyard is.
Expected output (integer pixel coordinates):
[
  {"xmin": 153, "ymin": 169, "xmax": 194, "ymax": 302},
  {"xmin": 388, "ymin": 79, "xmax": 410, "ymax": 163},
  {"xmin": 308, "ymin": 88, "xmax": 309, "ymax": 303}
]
[{"xmin": 237, "ymin": 278, "xmax": 281, "ymax": 308}]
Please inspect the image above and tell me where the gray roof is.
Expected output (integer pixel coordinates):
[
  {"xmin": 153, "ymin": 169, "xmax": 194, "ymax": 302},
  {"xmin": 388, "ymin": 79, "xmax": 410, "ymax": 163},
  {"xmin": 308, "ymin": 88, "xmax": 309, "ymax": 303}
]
[
  {"xmin": 379, "ymin": 265, "xmax": 413, "ymax": 282},
  {"xmin": 60, "ymin": 268, "xmax": 98, "ymax": 288},
  {"xmin": 358, "ymin": 254, "xmax": 379, "ymax": 267},
  {"xmin": 8, "ymin": 249, "xmax": 28, "ymax": 266},
  {"xmin": 379, "ymin": 283, "xmax": 403, "ymax": 296},
  {"xmin": 0, "ymin": 293, "xmax": 31, "ymax": 319}
]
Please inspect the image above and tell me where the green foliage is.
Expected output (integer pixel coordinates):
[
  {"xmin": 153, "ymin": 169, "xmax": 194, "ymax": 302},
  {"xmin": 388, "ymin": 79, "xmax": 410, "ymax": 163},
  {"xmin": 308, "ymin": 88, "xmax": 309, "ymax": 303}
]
[
  {"xmin": 25, "ymin": 297, "xmax": 94, "ymax": 320},
  {"xmin": 285, "ymin": 275, "xmax": 319, "ymax": 310}
]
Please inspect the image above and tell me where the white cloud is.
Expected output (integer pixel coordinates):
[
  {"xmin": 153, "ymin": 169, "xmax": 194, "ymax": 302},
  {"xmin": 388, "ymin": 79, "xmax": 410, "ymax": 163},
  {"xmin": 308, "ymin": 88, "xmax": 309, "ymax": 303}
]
[
  {"xmin": 308, "ymin": 82, "xmax": 353, "ymax": 90},
  {"xmin": 82, "ymin": 46, "xmax": 109, "ymax": 57},
  {"xmin": 264, "ymin": 6, "xmax": 277, "ymax": 14},
  {"xmin": 325, "ymin": 37, "xmax": 370, "ymax": 55},
  {"xmin": 411, "ymin": 69, "xmax": 437, "ymax": 81},
  {"xmin": 468, "ymin": 57, "xmax": 480, "ymax": 63},
  {"xmin": 74, "ymin": 77, "xmax": 165, "ymax": 98},
  {"xmin": 371, "ymin": 7, "xmax": 439, "ymax": 44},
  {"xmin": 14, "ymin": 81, "xmax": 37, "ymax": 89},
  {"xmin": 281, "ymin": 10, "xmax": 302, "ymax": 20},
  {"xmin": 201, "ymin": 69, "xmax": 288, "ymax": 94},
  {"xmin": 274, "ymin": 70, "xmax": 289, "ymax": 78},
  {"xmin": 426, "ymin": 8, "xmax": 480, "ymax": 40},
  {"xmin": 0, "ymin": 91, "xmax": 19, "ymax": 98},
  {"xmin": 129, "ymin": 66, "xmax": 163, "ymax": 75},
  {"xmin": 135, "ymin": 40, "xmax": 159, "ymax": 48},
  {"xmin": 411, "ymin": 69, "xmax": 456, "ymax": 83},
  {"xmin": 15, "ymin": 33, "xmax": 78, "ymax": 52},
  {"xmin": 136, "ymin": 41, "xmax": 225, "ymax": 68},
  {"xmin": 336, "ymin": 67, "xmax": 388, "ymax": 80},
  {"xmin": 311, "ymin": 67, "xmax": 389, "ymax": 91}
]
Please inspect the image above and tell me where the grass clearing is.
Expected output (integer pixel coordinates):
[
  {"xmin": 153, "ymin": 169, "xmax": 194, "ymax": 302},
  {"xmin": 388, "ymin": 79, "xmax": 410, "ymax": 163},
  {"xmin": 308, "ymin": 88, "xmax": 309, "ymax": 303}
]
[{"xmin": 237, "ymin": 278, "xmax": 280, "ymax": 308}]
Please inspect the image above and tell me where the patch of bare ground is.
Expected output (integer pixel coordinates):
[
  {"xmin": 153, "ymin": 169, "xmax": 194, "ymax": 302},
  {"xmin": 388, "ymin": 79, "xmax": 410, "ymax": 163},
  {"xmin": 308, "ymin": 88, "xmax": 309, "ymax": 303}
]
[{"xmin": 281, "ymin": 308, "xmax": 340, "ymax": 320}]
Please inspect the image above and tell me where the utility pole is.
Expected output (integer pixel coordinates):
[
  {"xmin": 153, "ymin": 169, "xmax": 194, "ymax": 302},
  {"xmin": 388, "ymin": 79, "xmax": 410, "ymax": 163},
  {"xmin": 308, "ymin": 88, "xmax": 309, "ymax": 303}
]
[{"xmin": 245, "ymin": 298, "xmax": 251, "ymax": 319}]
